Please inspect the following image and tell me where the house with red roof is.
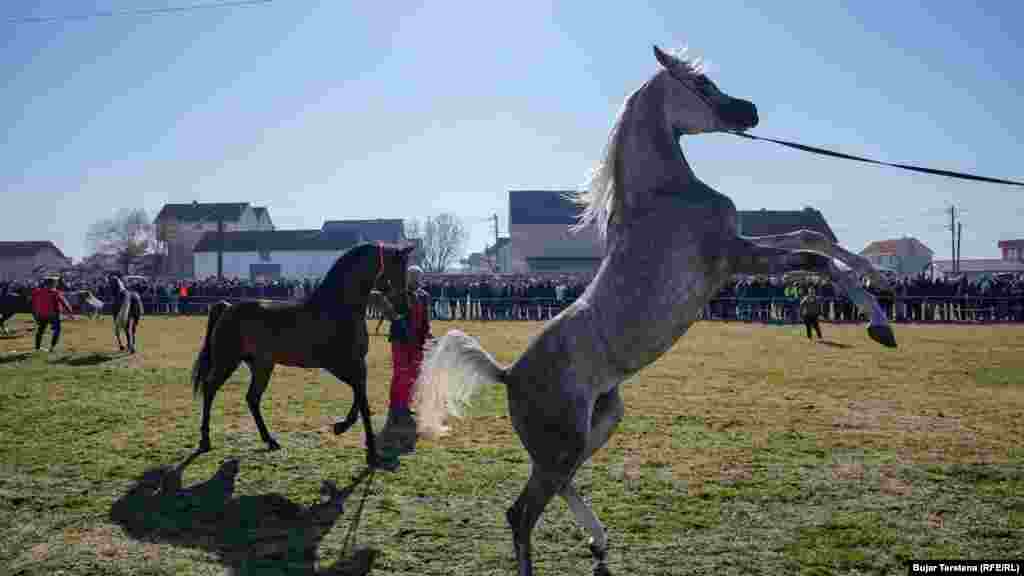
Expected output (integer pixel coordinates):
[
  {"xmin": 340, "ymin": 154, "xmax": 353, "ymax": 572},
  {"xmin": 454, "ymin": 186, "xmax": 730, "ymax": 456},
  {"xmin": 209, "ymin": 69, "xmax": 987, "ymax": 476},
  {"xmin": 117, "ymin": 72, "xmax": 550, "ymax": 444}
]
[{"xmin": 860, "ymin": 237, "xmax": 934, "ymax": 276}]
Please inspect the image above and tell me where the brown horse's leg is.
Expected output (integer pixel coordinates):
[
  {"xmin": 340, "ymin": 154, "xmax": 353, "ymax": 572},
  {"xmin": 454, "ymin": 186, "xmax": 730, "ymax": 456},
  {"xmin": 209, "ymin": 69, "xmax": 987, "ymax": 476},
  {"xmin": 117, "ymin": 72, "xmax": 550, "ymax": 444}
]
[
  {"xmin": 197, "ymin": 358, "xmax": 241, "ymax": 453},
  {"xmin": 325, "ymin": 362, "xmax": 392, "ymax": 470},
  {"xmin": 244, "ymin": 358, "xmax": 280, "ymax": 451}
]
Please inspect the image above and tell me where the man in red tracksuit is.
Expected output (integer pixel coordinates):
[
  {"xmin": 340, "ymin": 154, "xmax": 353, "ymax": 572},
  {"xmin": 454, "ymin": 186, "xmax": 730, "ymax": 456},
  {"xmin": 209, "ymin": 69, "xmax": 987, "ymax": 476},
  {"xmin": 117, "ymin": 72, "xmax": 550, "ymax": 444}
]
[
  {"xmin": 32, "ymin": 277, "xmax": 73, "ymax": 352},
  {"xmin": 378, "ymin": 265, "xmax": 432, "ymax": 458}
]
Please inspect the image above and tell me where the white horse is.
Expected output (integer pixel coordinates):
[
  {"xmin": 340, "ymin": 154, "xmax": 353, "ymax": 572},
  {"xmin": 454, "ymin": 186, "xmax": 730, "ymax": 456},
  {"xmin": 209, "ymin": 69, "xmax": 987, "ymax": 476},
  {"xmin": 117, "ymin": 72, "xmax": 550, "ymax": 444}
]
[
  {"xmin": 67, "ymin": 290, "xmax": 104, "ymax": 320},
  {"xmin": 412, "ymin": 46, "xmax": 896, "ymax": 576},
  {"xmin": 109, "ymin": 276, "xmax": 143, "ymax": 354}
]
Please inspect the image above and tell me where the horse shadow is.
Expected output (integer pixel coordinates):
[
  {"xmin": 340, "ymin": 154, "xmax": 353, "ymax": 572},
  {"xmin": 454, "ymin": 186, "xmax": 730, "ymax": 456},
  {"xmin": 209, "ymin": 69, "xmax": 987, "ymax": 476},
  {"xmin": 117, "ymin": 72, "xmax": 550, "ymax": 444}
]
[
  {"xmin": 817, "ymin": 339, "xmax": 853, "ymax": 349},
  {"xmin": 109, "ymin": 453, "xmax": 380, "ymax": 575},
  {"xmin": 0, "ymin": 351, "xmax": 32, "ymax": 364},
  {"xmin": 53, "ymin": 352, "xmax": 118, "ymax": 367}
]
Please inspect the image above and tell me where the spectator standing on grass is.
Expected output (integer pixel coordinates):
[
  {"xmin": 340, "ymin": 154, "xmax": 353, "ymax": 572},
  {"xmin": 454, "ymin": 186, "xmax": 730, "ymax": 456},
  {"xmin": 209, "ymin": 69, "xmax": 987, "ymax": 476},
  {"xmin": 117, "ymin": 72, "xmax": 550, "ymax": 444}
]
[
  {"xmin": 799, "ymin": 287, "xmax": 824, "ymax": 340},
  {"xmin": 31, "ymin": 277, "xmax": 74, "ymax": 352}
]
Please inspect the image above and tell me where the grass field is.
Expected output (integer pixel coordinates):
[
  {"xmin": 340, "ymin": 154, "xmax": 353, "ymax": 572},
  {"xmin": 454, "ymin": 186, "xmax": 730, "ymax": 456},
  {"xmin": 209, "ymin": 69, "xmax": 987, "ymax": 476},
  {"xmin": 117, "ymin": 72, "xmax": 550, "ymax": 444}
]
[{"xmin": 1, "ymin": 314, "xmax": 1022, "ymax": 575}]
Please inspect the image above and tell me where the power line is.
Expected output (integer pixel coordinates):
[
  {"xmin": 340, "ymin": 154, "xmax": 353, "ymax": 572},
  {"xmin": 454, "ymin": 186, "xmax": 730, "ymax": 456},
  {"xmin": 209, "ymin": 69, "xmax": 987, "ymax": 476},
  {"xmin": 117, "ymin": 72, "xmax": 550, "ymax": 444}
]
[{"xmin": 5, "ymin": 0, "xmax": 278, "ymax": 25}]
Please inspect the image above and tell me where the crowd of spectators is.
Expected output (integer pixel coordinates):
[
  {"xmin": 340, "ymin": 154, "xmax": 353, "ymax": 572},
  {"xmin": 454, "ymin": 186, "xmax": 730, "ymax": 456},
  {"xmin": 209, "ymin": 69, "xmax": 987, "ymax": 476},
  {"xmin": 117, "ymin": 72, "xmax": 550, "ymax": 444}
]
[
  {"xmin": 706, "ymin": 272, "xmax": 1024, "ymax": 323},
  {"xmin": 3, "ymin": 269, "xmax": 1022, "ymax": 323}
]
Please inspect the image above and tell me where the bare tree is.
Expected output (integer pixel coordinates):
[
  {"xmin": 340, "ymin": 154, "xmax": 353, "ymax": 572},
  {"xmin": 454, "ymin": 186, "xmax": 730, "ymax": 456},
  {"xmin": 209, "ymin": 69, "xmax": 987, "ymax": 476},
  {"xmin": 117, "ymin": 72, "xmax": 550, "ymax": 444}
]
[
  {"xmin": 403, "ymin": 219, "xmax": 425, "ymax": 268},
  {"xmin": 406, "ymin": 213, "xmax": 467, "ymax": 273},
  {"xmin": 86, "ymin": 208, "xmax": 156, "ymax": 274}
]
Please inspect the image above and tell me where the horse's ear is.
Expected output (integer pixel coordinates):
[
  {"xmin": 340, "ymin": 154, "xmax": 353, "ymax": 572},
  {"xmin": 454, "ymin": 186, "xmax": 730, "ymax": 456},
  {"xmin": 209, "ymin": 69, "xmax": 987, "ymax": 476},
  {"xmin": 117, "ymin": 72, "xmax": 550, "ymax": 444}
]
[{"xmin": 653, "ymin": 45, "xmax": 674, "ymax": 69}]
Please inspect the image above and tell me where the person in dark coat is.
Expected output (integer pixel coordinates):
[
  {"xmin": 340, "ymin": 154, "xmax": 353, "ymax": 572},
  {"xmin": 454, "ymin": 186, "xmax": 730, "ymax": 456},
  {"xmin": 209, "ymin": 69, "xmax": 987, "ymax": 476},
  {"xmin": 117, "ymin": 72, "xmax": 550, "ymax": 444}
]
[{"xmin": 799, "ymin": 287, "xmax": 823, "ymax": 340}]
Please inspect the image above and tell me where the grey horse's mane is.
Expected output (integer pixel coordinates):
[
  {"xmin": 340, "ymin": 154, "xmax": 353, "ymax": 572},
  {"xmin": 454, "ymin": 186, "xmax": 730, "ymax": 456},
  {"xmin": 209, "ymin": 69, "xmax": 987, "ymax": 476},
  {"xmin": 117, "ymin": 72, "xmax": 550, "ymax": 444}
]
[{"xmin": 567, "ymin": 47, "xmax": 706, "ymax": 239}]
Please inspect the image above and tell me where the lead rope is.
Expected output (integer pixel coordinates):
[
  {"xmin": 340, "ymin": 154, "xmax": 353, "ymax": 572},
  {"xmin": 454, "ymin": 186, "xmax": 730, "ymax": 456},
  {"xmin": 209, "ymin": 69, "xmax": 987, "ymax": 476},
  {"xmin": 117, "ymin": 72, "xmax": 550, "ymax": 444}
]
[{"xmin": 732, "ymin": 131, "xmax": 1024, "ymax": 187}]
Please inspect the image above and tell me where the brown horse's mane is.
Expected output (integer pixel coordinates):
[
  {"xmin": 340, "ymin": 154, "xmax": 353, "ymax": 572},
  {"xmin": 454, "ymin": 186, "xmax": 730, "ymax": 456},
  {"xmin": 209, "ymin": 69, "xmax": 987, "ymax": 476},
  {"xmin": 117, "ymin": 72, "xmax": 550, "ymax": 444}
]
[{"xmin": 303, "ymin": 242, "xmax": 405, "ymax": 313}]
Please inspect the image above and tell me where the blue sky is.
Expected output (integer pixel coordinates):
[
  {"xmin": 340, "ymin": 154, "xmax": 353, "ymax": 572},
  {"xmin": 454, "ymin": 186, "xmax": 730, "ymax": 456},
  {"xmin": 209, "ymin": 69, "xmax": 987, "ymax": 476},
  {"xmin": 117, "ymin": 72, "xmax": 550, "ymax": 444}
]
[{"xmin": 3, "ymin": 1, "xmax": 1021, "ymax": 264}]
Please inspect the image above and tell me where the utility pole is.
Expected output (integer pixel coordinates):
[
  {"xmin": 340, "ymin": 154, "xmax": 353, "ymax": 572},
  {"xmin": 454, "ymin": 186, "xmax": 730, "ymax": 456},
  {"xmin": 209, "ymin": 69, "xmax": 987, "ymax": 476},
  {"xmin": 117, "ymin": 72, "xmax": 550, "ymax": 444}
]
[
  {"xmin": 217, "ymin": 217, "xmax": 225, "ymax": 280},
  {"xmin": 947, "ymin": 205, "xmax": 957, "ymax": 274},
  {"xmin": 193, "ymin": 201, "xmax": 226, "ymax": 280},
  {"xmin": 956, "ymin": 222, "xmax": 962, "ymax": 275},
  {"xmin": 491, "ymin": 213, "xmax": 500, "ymax": 272}
]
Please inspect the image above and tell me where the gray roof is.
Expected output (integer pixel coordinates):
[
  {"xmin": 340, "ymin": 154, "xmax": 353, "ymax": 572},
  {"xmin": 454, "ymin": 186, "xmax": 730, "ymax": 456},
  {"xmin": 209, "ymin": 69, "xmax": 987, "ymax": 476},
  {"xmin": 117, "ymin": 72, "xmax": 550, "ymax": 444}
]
[
  {"xmin": 509, "ymin": 191, "xmax": 837, "ymax": 243},
  {"xmin": 737, "ymin": 208, "xmax": 838, "ymax": 244},
  {"xmin": 155, "ymin": 202, "xmax": 251, "ymax": 223},
  {"xmin": 193, "ymin": 229, "xmax": 360, "ymax": 253},
  {"xmin": 0, "ymin": 241, "xmax": 67, "ymax": 259},
  {"xmin": 932, "ymin": 259, "xmax": 1024, "ymax": 274},
  {"xmin": 321, "ymin": 219, "xmax": 405, "ymax": 243},
  {"xmin": 509, "ymin": 190, "xmax": 582, "ymax": 225}
]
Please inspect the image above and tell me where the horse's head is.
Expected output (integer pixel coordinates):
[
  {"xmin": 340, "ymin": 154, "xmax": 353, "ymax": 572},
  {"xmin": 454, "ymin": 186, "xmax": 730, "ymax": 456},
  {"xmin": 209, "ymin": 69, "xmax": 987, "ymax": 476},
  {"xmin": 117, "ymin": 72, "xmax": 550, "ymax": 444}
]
[
  {"xmin": 109, "ymin": 275, "xmax": 126, "ymax": 294},
  {"xmin": 570, "ymin": 46, "xmax": 760, "ymax": 239},
  {"xmin": 652, "ymin": 45, "xmax": 758, "ymax": 136},
  {"xmin": 372, "ymin": 243, "xmax": 416, "ymax": 302}
]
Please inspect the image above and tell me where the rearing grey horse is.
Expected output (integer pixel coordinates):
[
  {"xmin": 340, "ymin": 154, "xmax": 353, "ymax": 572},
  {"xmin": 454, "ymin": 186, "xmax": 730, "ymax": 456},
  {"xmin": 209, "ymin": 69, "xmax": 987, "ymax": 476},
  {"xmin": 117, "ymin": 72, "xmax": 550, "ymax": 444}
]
[{"xmin": 412, "ymin": 45, "xmax": 896, "ymax": 576}]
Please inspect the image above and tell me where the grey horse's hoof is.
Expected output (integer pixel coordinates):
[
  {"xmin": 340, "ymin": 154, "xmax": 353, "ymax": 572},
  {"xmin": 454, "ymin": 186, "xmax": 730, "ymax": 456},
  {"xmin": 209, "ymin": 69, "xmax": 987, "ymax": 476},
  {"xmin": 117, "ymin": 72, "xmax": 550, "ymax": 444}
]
[
  {"xmin": 867, "ymin": 324, "xmax": 897, "ymax": 348},
  {"xmin": 589, "ymin": 540, "xmax": 607, "ymax": 562}
]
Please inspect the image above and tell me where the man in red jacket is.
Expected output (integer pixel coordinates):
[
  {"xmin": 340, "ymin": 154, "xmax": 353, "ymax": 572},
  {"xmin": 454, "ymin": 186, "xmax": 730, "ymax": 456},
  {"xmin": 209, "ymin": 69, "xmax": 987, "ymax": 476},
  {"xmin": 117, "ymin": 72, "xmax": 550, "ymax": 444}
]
[
  {"xmin": 378, "ymin": 265, "xmax": 432, "ymax": 459},
  {"xmin": 32, "ymin": 277, "xmax": 73, "ymax": 352}
]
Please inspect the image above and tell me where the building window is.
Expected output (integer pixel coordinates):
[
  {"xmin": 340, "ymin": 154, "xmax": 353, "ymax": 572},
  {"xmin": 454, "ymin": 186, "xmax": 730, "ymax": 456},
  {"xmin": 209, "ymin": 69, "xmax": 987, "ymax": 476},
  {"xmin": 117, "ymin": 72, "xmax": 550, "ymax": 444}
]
[{"xmin": 1008, "ymin": 247, "xmax": 1018, "ymax": 261}]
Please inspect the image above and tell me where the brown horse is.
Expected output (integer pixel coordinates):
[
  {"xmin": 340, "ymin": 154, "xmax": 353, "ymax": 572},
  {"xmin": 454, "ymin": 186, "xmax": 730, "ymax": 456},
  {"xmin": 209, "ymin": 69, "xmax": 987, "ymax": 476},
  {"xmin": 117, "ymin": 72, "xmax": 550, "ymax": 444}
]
[
  {"xmin": 191, "ymin": 242, "xmax": 415, "ymax": 470},
  {"xmin": 0, "ymin": 285, "xmax": 32, "ymax": 335}
]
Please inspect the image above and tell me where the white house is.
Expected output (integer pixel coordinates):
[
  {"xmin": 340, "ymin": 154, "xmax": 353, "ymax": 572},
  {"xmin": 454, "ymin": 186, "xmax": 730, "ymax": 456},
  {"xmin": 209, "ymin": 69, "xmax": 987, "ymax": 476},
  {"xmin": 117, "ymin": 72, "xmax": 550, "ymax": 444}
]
[
  {"xmin": 0, "ymin": 241, "xmax": 72, "ymax": 282},
  {"xmin": 192, "ymin": 220, "xmax": 407, "ymax": 281},
  {"xmin": 154, "ymin": 202, "xmax": 274, "ymax": 279}
]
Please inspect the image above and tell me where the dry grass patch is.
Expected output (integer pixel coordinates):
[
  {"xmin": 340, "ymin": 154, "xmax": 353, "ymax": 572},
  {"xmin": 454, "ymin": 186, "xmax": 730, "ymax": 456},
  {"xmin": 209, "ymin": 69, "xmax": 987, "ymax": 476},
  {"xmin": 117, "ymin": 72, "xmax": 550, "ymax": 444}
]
[{"xmin": 1, "ymin": 316, "xmax": 1022, "ymax": 574}]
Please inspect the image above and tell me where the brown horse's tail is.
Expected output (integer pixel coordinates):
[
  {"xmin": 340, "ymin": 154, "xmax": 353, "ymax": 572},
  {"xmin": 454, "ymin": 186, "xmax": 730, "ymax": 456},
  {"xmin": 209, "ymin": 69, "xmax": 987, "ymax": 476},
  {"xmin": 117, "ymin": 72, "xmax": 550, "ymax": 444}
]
[{"xmin": 192, "ymin": 301, "xmax": 230, "ymax": 398}]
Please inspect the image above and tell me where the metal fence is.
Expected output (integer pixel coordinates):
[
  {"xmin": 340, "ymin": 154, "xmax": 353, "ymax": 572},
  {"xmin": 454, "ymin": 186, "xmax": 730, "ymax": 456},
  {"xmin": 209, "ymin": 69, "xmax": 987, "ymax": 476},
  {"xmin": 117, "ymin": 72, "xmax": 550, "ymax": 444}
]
[{"xmin": 115, "ymin": 294, "xmax": 1024, "ymax": 324}]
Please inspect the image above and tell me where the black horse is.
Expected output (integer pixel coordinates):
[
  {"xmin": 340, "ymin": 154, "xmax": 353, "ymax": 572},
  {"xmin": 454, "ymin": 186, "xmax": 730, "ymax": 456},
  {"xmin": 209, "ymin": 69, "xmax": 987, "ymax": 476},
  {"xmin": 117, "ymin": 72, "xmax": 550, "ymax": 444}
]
[
  {"xmin": 0, "ymin": 284, "xmax": 32, "ymax": 335},
  {"xmin": 191, "ymin": 242, "xmax": 415, "ymax": 470}
]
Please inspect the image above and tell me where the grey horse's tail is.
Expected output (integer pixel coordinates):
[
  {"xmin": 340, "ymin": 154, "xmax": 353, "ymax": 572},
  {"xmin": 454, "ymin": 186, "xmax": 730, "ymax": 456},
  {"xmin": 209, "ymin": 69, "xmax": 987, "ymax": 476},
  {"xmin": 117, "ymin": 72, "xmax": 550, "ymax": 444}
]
[
  {"xmin": 412, "ymin": 329, "xmax": 508, "ymax": 440},
  {"xmin": 192, "ymin": 301, "xmax": 231, "ymax": 399},
  {"xmin": 129, "ymin": 292, "xmax": 143, "ymax": 320}
]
